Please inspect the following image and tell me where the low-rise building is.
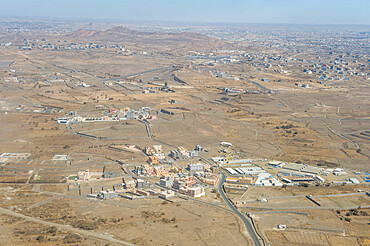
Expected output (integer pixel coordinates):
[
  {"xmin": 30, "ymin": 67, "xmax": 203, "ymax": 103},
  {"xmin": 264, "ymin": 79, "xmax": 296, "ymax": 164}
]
[
  {"xmin": 158, "ymin": 190, "xmax": 176, "ymax": 200},
  {"xmin": 78, "ymin": 169, "xmax": 91, "ymax": 181},
  {"xmin": 187, "ymin": 186, "xmax": 205, "ymax": 198},
  {"xmin": 188, "ymin": 163, "xmax": 203, "ymax": 172},
  {"xmin": 160, "ymin": 177, "xmax": 174, "ymax": 187},
  {"xmin": 97, "ymin": 190, "xmax": 119, "ymax": 200}
]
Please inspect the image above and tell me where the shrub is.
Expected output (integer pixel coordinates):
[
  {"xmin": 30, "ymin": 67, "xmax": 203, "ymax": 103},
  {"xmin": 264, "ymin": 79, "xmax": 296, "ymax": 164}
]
[
  {"xmin": 36, "ymin": 235, "xmax": 45, "ymax": 242},
  {"xmin": 46, "ymin": 226, "xmax": 57, "ymax": 234},
  {"xmin": 63, "ymin": 233, "xmax": 82, "ymax": 244},
  {"xmin": 360, "ymin": 211, "xmax": 368, "ymax": 216},
  {"xmin": 73, "ymin": 220, "xmax": 98, "ymax": 230}
]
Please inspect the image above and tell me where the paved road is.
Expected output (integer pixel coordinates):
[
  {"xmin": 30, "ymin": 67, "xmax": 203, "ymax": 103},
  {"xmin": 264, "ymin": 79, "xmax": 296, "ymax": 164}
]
[
  {"xmin": 241, "ymin": 205, "xmax": 370, "ymax": 210},
  {"xmin": 218, "ymin": 170, "xmax": 262, "ymax": 246},
  {"xmin": 138, "ymin": 119, "xmax": 178, "ymax": 148},
  {"xmin": 105, "ymin": 66, "xmax": 173, "ymax": 82},
  {"xmin": 0, "ymin": 207, "xmax": 136, "ymax": 246},
  {"xmin": 199, "ymin": 157, "xmax": 262, "ymax": 246},
  {"xmin": 244, "ymin": 79, "xmax": 271, "ymax": 92},
  {"xmin": 27, "ymin": 195, "xmax": 60, "ymax": 209}
]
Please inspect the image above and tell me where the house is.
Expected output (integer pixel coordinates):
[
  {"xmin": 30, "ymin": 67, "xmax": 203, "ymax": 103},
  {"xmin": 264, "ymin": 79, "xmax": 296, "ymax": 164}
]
[
  {"xmin": 97, "ymin": 190, "xmax": 118, "ymax": 200},
  {"xmin": 158, "ymin": 190, "xmax": 175, "ymax": 200},
  {"xmin": 78, "ymin": 169, "xmax": 91, "ymax": 181}
]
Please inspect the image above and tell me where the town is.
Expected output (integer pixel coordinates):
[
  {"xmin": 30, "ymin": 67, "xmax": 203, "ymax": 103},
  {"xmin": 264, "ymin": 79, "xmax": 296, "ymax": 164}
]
[{"xmin": 0, "ymin": 14, "xmax": 369, "ymax": 246}]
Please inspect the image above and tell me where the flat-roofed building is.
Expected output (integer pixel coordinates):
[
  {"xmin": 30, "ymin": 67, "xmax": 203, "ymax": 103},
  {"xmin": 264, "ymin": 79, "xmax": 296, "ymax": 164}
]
[
  {"xmin": 226, "ymin": 168, "xmax": 237, "ymax": 175},
  {"xmin": 0, "ymin": 153, "xmax": 31, "ymax": 159},
  {"xmin": 240, "ymin": 166, "xmax": 265, "ymax": 175},
  {"xmin": 283, "ymin": 163, "xmax": 306, "ymax": 171},
  {"xmin": 158, "ymin": 190, "xmax": 175, "ymax": 200},
  {"xmin": 188, "ymin": 186, "xmax": 205, "ymax": 198},
  {"xmin": 267, "ymin": 160, "xmax": 282, "ymax": 167},
  {"xmin": 97, "ymin": 190, "xmax": 118, "ymax": 200},
  {"xmin": 349, "ymin": 178, "xmax": 360, "ymax": 184},
  {"xmin": 301, "ymin": 166, "xmax": 324, "ymax": 174}
]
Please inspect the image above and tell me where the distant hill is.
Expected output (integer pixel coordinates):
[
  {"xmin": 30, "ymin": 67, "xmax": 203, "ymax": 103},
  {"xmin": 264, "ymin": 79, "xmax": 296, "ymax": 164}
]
[{"xmin": 61, "ymin": 26, "xmax": 231, "ymax": 52}]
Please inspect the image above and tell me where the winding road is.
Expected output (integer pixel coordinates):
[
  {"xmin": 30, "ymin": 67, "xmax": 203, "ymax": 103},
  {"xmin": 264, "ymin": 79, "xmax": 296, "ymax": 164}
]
[{"xmin": 199, "ymin": 157, "xmax": 263, "ymax": 246}]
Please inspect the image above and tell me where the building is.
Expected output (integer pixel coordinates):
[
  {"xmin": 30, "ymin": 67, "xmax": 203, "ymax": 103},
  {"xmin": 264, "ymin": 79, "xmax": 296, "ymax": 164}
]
[
  {"xmin": 147, "ymin": 156, "xmax": 160, "ymax": 165},
  {"xmin": 226, "ymin": 168, "xmax": 238, "ymax": 175},
  {"xmin": 210, "ymin": 166, "xmax": 219, "ymax": 174},
  {"xmin": 220, "ymin": 142, "xmax": 232, "ymax": 147},
  {"xmin": 315, "ymin": 176, "xmax": 325, "ymax": 183},
  {"xmin": 283, "ymin": 163, "xmax": 306, "ymax": 171},
  {"xmin": 189, "ymin": 150, "xmax": 199, "ymax": 157},
  {"xmin": 267, "ymin": 160, "xmax": 285, "ymax": 167},
  {"xmin": 211, "ymin": 156, "xmax": 227, "ymax": 166},
  {"xmin": 136, "ymin": 179, "xmax": 149, "ymax": 189},
  {"xmin": 169, "ymin": 147, "xmax": 190, "ymax": 159},
  {"xmin": 254, "ymin": 173, "xmax": 272, "ymax": 186},
  {"xmin": 159, "ymin": 177, "xmax": 174, "ymax": 188},
  {"xmin": 188, "ymin": 163, "xmax": 203, "ymax": 172},
  {"xmin": 172, "ymin": 180, "xmax": 186, "ymax": 190},
  {"xmin": 277, "ymin": 224, "xmax": 287, "ymax": 229},
  {"xmin": 158, "ymin": 190, "xmax": 175, "ymax": 200},
  {"xmin": 195, "ymin": 145, "xmax": 204, "ymax": 152},
  {"xmin": 187, "ymin": 186, "xmax": 205, "ymax": 198},
  {"xmin": 301, "ymin": 166, "xmax": 324, "ymax": 174},
  {"xmin": 349, "ymin": 178, "xmax": 360, "ymax": 184},
  {"xmin": 97, "ymin": 190, "xmax": 119, "ymax": 200},
  {"xmin": 0, "ymin": 153, "xmax": 31, "ymax": 159},
  {"xmin": 57, "ymin": 118, "xmax": 68, "ymax": 124},
  {"xmin": 124, "ymin": 179, "xmax": 136, "ymax": 190},
  {"xmin": 238, "ymin": 166, "xmax": 265, "ymax": 175},
  {"xmin": 78, "ymin": 169, "xmax": 91, "ymax": 181},
  {"xmin": 126, "ymin": 110, "xmax": 136, "ymax": 119},
  {"xmin": 334, "ymin": 171, "xmax": 347, "ymax": 176}
]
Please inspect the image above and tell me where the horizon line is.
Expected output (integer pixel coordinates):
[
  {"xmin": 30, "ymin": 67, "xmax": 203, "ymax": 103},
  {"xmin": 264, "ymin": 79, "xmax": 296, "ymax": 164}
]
[{"xmin": 1, "ymin": 15, "xmax": 370, "ymax": 27}]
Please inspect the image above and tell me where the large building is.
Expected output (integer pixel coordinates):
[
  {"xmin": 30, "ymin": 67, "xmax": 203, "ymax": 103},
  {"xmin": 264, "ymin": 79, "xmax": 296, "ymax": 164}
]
[
  {"xmin": 97, "ymin": 190, "xmax": 119, "ymax": 200},
  {"xmin": 160, "ymin": 177, "xmax": 174, "ymax": 187},
  {"xmin": 187, "ymin": 186, "xmax": 205, "ymax": 198},
  {"xmin": 188, "ymin": 163, "xmax": 204, "ymax": 172}
]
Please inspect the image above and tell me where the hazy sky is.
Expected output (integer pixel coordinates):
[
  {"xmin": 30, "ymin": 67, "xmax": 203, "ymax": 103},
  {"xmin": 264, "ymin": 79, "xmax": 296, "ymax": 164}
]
[{"xmin": 1, "ymin": 0, "xmax": 369, "ymax": 25}]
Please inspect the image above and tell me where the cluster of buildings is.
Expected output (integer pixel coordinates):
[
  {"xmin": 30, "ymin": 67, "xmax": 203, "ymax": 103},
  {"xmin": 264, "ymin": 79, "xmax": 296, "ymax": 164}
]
[
  {"xmin": 118, "ymin": 177, "xmax": 177, "ymax": 200},
  {"xmin": 219, "ymin": 155, "xmax": 369, "ymax": 187},
  {"xmin": 159, "ymin": 176, "xmax": 205, "ymax": 198},
  {"xmin": 12, "ymin": 38, "xmax": 140, "ymax": 56},
  {"xmin": 0, "ymin": 77, "xmax": 18, "ymax": 83},
  {"xmin": 270, "ymin": 161, "xmax": 367, "ymax": 185},
  {"xmin": 225, "ymin": 165, "xmax": 282, "ymax": 187},
  {"xmin": 58, "ymin": 106, "xmax": 154, "ymax": 124},
  {"xmin": 133, "ymin": 164, "xmax": 182, "ymax": 177},
  {"xmin": 109, "ymin": 106, "xmax": 153, "ymax": 121},
  {"xmin": 144, "ymin": 145, "xmax": 166, "ymax": 165},
  {"xmin": 169, "ymin": 145, "xmax": 204, "ymax": 160}
]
